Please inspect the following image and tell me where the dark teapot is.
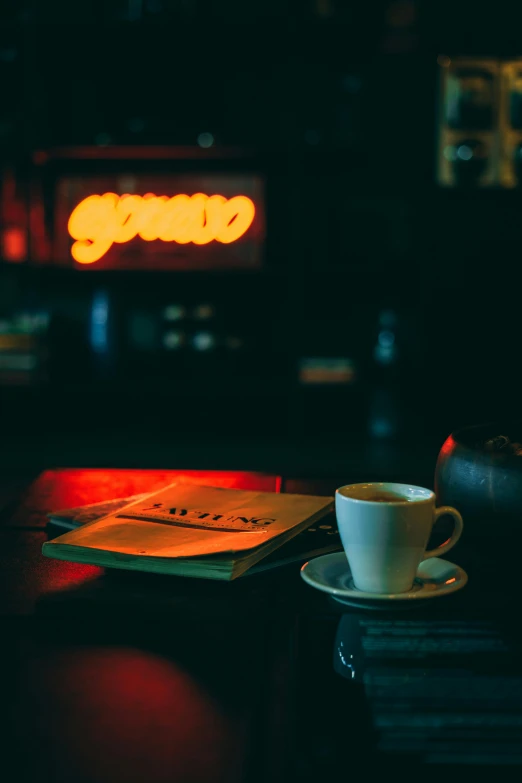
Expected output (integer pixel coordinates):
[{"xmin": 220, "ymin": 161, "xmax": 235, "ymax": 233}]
[{"xmin": 435, "ymin": 422, "xmax": 522, "ymax": 525}]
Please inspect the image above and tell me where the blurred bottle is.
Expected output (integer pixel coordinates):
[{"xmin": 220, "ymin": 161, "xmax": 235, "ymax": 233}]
[
  {"xmin": 367, "ymin": 309, "xmax": 401, "ymax": 440},
  {"xmin": 87, "ymin": 288, "xmax": 119, "ymax": 381}
]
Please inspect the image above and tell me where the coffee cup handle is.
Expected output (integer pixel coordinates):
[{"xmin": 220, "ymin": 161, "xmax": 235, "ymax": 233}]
[{"xmin": 425, "ymin": 506, "xmax": 464, "ymax": 559}]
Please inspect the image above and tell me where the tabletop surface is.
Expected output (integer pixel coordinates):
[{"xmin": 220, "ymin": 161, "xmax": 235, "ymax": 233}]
[{"xmin": 1, "ymin": 468, "xmax": 522, "ymax": 782}]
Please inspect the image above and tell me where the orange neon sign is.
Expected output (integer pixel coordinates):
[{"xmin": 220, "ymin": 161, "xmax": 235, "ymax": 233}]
[{"xmin": 67, "ymin": 192, "xmax": 256, "ymax": 264}]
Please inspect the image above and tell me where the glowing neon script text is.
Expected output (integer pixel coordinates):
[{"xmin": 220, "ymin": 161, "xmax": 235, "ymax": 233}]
[{"xmin": 68, "ymin": 192, "xmax": 256, "ymax": 264}]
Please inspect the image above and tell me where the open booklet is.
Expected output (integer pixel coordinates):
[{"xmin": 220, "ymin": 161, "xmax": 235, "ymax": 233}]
[
  {"xmin": 42, "ymin": 482, "xmax": 335, "ymax": 580},
  {"xmin": 47, "ymin": 494, "xmax": 148, "ymax": 530}
]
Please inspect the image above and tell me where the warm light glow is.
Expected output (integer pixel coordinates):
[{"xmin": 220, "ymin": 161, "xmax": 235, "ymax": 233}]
[
  {"xmin": 2, "ymin": 227, "xmax": 26, "ymax": 262},
  {"xmin": 68, "ymin": 192, "xmax": 256, "ymax": 264}
]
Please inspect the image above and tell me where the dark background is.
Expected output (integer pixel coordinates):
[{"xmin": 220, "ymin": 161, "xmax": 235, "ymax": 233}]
[{"xmin": 1, "ymin": 0, "xmax": 521, "ymax": 477}]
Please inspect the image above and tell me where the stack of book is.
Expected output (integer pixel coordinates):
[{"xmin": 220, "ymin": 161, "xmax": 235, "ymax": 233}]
[{"xmin": 44, "ymin": 480, "xmax": 339, "ymax": 580}]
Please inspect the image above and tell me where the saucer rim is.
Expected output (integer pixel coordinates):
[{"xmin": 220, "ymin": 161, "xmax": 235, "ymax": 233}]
[{"xmin": 300, "ymin": 552, "xmax": 468, "ymax": 602}]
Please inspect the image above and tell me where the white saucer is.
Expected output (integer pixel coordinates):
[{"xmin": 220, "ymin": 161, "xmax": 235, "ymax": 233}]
[{"xmin": 300, "ymin": 553, "xmax": 467, "ymax": 609}]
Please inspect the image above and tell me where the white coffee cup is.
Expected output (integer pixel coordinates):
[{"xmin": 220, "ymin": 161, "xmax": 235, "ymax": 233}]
[{"xmin": 335, "ymin": 482, "xmax": 463, "ymax": 594}]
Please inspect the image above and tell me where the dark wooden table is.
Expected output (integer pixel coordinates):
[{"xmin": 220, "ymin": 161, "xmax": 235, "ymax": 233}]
[{"xmin": 2, "ymin": 468, "xmax": 522, "ymax": 782}]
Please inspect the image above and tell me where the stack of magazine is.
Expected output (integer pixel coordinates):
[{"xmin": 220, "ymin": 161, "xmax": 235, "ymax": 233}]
[{"xmin": 44, "ymin": 481, "xmax": 340, "ymax": 580}]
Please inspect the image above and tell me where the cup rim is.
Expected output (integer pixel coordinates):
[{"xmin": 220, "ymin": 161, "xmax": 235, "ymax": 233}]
[{"xmin": 335, "ymin": 482, "xmax": 435, "ymax": 506}]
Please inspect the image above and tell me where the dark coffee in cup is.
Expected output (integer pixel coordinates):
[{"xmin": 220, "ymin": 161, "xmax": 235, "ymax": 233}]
[{"xmin": 351, "ymin": 490, "xmax": 410, "ymax": 503}]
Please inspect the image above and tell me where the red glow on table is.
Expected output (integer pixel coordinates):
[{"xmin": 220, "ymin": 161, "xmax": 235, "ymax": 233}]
[
  {"xmin": 43, "ymin": 558, "xmax": 103, "ymax": 591},
  {"xmin": 18, "ymin": 648, "xmax": 244, "ymax": 783},
  {"xmin": 10, "ymin": 469, "xmax": 281, "ymax": 529}
]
